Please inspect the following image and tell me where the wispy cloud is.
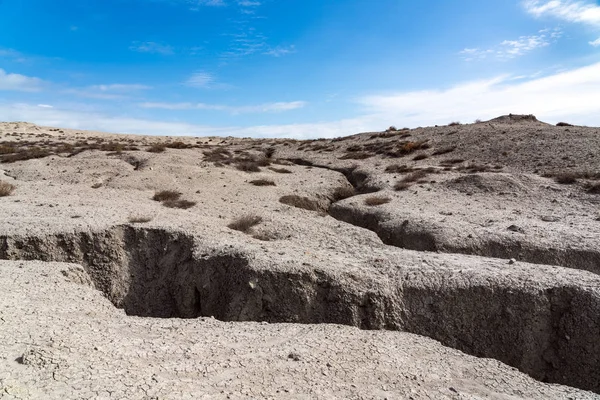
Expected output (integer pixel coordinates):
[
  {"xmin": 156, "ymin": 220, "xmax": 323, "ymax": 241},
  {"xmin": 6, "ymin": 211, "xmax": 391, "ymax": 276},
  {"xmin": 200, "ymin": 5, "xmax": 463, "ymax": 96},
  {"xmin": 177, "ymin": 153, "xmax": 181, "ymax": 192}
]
[
  {"xmin": 590, "ymin": 37, "xmax": 600, "ymax": 46},
  {"xmin": 129, "ymin": 41, "xmax": 174, "ymax": 55},
  {"xmin": 185, "ymin": 72, "xmax": 215, "ymax": 88},
  {"xmin": 140, "ymin": 100, "xmax": 306, "ymax": 113},
  {"xmin": 460, "ymin": 28, "xmax": 562, "ymax": 61},
  {"xmin": 264, "ymin": 45, "xmax": 296, "ymax": 57},
  {"xmin": 358, "ymin": 61, "xmax": 600, "ymax": 127},
  {"xmin": 64, "ymin": 83, "xmax": 151, "ymax": 99},
  {"xmin": 524, "ymin": 0, "xmax": 600, "ymax": 45},
  {"xmin": 0, "ymin": 48, "xmax": 29, "ymax": 63},
  {"xmin": 0, "ymin": 69, "xmax": 44, "ymax": 92}
]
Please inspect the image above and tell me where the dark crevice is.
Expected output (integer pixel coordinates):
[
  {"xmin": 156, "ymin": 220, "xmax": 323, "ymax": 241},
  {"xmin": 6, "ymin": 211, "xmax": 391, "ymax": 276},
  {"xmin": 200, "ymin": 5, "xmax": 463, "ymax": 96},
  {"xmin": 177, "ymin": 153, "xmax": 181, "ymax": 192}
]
[{"xmin": 0, "ymin": 225, "xmax": 599, "ymax": 393}]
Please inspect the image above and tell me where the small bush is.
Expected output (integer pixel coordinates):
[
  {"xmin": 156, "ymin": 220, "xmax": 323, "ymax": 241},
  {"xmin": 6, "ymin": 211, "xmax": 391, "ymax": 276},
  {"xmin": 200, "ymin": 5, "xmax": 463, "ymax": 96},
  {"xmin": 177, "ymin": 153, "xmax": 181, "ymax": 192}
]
[
  {"xmin": 385, "ymin": 164, "xmax": 419, "ymax": 174},
  {"xmin": 269, "ymin": 167, "xmax": 292, "ymax": 174},
  {"xmin": 432, "ymin": 146, "xmax": 457, "ymax": 156},
  {"xmin": 364, "ymin": 196, "xmax": 391, "ymax": 206},
  {"xmin": 164, "ymin": 141, "xmax": 190, "ymax": 149},
  {"xmin": 0, "ymin": 181, "xmax": 16, "ymax": 197},
  {"xmin": 129, "ymin": 216, "xmax": 153, "ymax": 223},
  {"xmin": 554, "ymin": 173, "xmax": 579, "ymax": 184},
  {"xmin": 448, "ymin": 121, "xmax": 461, "ymax": 126},
  {"xmin": 163, "ymin": 199, "xmax": 196, "ymax": 209},
  {"xmin": 386, "ymin": 126, "xmax": 397, "ymax": 132},
  {"xmin": 413, "ymin": 154, "xmax": 429, "ymax": 161},
  {"xmin": 228, "ymin": 214, "xmax": 263, "ymax": 233},
  {"xmin": 152, "ymin": 190, "xmax": 181, "ymax": 202},
  {"xmin": 249, "ymin": 179, "xmax": 276, "ymax": 186},
  {"xmin": 402, "ymin": 170, "xmax": 429, "ymax": 183},
  {"xmin": 394, "ymin": 181, "xmax": 411, "ymax": 191},
  {"xmin": 586, "ymin": 182, "xmax": 600, "ymax": 194},
  {"xmin": 236, "ymin": 161, "xmax": 261, "ymax": 172},
  {"xmin": 332, "ymin": 186, "xmax": 356, "ymax": 201},
  {"xmin": 556, "ymin": 122, "xmax": 574, "ymax": 127},
  {"xmin": 339, "ymin": 151, "xmax": 374, "ymax": 160},
  {"xmin": 279, "ymin": 195, "xmax": 322, "ymax": 211},
  {"xmin": 147, "ymin": 144, "xmax": 166, "ymax": 153},
  {"xmin": 2, "ymin": 147, "xmax": 51, "ymax": 163}
]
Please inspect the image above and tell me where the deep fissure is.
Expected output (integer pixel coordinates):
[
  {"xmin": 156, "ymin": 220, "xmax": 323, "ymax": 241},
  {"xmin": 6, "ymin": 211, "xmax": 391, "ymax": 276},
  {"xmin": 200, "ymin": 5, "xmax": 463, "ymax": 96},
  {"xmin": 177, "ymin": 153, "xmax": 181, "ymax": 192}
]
[{"xmin": 0, "ymin": 225, "xmax": 599, "ymax": 393}]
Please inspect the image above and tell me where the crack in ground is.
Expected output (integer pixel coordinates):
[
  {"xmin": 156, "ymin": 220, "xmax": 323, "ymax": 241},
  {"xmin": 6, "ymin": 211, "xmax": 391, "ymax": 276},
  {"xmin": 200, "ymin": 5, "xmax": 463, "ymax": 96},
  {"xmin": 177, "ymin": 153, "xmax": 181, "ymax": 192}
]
[{"xmin": 0, "ymin": 225, "xmax": 599, "ymax": 393}]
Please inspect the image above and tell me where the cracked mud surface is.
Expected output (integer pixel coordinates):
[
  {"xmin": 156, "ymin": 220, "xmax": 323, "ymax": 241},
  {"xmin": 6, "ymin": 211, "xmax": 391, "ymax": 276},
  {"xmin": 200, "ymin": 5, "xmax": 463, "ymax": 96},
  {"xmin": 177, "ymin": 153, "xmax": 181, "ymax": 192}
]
[{"xmin": 1, "ymin": 116, "xmax": 599, "ymax": 398}]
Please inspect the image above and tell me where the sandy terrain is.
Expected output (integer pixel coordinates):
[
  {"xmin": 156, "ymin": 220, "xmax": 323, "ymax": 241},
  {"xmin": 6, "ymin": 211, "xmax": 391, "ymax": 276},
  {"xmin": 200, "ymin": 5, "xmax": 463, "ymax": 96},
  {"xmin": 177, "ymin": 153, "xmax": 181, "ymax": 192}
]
[{"xmin": 0, "ymin": 115, "xmax": 599, "ymax": 398}]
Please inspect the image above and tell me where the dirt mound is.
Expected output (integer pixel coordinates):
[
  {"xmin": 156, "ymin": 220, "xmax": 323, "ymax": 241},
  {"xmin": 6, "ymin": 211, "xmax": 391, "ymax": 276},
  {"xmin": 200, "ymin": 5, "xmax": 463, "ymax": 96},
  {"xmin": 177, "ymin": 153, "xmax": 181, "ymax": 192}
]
[
  {"xmin": 444, "ymin": 173, "xmax": 530, "ymax": 194},
  {"xmin": 488, "ymin": 114, "xmax": 540, "ymax": 124}
]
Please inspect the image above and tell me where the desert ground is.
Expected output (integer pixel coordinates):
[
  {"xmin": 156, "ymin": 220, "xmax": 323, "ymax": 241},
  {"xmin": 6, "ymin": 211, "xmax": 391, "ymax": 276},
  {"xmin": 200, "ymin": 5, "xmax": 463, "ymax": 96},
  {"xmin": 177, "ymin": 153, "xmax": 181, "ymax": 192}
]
[{"xmin": 0, "ymin": 114, "xmax": 599, "ymax": 399}]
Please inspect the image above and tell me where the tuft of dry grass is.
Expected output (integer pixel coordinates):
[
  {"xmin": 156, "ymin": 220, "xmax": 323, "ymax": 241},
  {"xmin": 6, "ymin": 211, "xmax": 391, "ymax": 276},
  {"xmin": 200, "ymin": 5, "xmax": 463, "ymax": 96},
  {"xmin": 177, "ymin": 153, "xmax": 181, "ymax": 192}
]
[
  {"xmin": 228, "ymin": 214, "xmax": 263, "ymax": 233},
  {"xmin": 394, "ymin": 170, "xmax": 430, "ymax": 191},
  {"xmin": 1, "ymin": 147, "xmax": 51, "ymax": 163},
  {"xmin": 0, "ymin": 181, "xmax": 16, "ymax": 197},
  {"xmin": 129, "ymin": 216, "xmax": 153, "ymax": 223},
  {"xmin": 364, "ymin": 196, "xmax": 391, "ymax": 206},
  {"xmin": 587, "ymin": 182, "xmax": 600, "ymax": 194},
  {"xmin": 331, "ymin": 186, "xmax": 356, "ymax": 201},
  {"xmin": 152, "ymin": 190, "xmax": 181, "ymax": 202},
  {"xmin": 279, "ymin": 195, "xmax": 322, "ymax": 211},
  {"xmin": 249, "ymin": 179, "xmax": 276, "ymax": 186},
  {"xmin": 339, "ymin": 151, "xmax": 374, "ymax": 160},
  {"xmin": 448, "ymin": 121, "xmax": 461, "ymax": 126},
  {"xmin": 147, "ymin": 144, "xmax": 166, "ymax": 153},
  {"xmin": 556, "ymin": 122, "xmax": 574, "ymax": 127},
  {"xmin": 553, "ymin": 173, "xmax": 579, "ymax": 184},
  {"xmin": 432, "ymin": 146, "xmax": 457, "ymax": 156},
  {"xmin": 385, "ymin": 164, "xmax": 415, "ymax": 174},
  {"xmin": 236, "ymin": 161, "xmax": 261, "ymax": 172},
  {"xmin": 162, "ymin": 199, "xmax": 197, "ymax": 209},
  {"xmin": 413, "ymin": 154, "xmax": 429, "ymax": 161},
  {"xmin": 269, "ymin": 167, "xmax": 293, "ymax": 174}
]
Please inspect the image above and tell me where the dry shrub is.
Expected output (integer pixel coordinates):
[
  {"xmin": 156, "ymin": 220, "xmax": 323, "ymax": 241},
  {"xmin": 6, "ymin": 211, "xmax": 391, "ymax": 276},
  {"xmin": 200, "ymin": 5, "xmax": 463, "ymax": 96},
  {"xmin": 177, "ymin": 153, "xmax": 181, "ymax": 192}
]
[
  {"xmin": 249, "ymin": 179, "xmax": 276, "ymax": 186},
  {"xmin": 586, "ymin": 182, "xmax": 600, "ymax": 194},
  {"xmin": 203, "ymin": 147, "xmax": 232, "ymax": 163},
  {"xmin": 0, "ymin": 144, "xmax": 17, "ymax": 154},
  {"xmin": 269, "ymin": 167, "xmax": 292, "ymax": 174},
  {"xmin": 364, "ymin": 196, "xmax": 391, "ymax": 206},
  {"xmin": 152, "ymin": 190, "xmax": 181, "ymax": 202},
  {"xmin": 129, "ymin": 216, "xmax": 153, "ymax": 223},
  {"xmin": 556, "ymin": 122, "xmax": 574, "ymax": 127},
  {"xmin": 554, "ymin": 172, "xmax": 581, "ymax": 184},
  {"xmin": 163, "ymin": 199, "xmax": 196, "ymax": 209},
  {"xmin": 228, "ymin": 214, "xmax": 263, "ymax": 233},
  {"xmin": 236, "ymin": 161, "xmax": 261, "ymax": 172},
  {"xmin": 386, "ymin": 126, "xmax": 398, "ymax": 132},
  {"xmin": 402, "ymin": 170, "xmax": 429, "ymax": 183},
  {"xmin": 164, "ymin": 141, "xmax": 191, "ymax": 149},
  {"xmin": 413, "ymin": 154, "xmax": 429, "ymax": 161},
  {"xmin": 394, "ymin": 181, "xmax": 411, "ymax": 191},
  {"xmin": 2, "ymin": 147, "xmax": 51, "ymax": 163},
  {"xmin": 148, "ymin": 144, "xmax": 166, "ymax": 153},
  {"xmin": 339, "ymin": 151, "xmax": 374, "ymax": 160},
  {"xmin": 385, "ymin": 164, "xmax": 416, "ymax": 174},
  {"xmin": 279, "ymin": 195, "xmax": 322, "ymax": 211},
  {"xmin": 0, "ymin": 181, "xmax": 16, "ymax": 197},
  {"xmin": 448, "ymin": 121, "xmax": 461, "ymax": 126},
  {"xmin": 432, "ymin": 146, "xmax": 457, "ymax": 156},
  {"xmin": 332, "ymin": 186, "xmax": 356, "ymax": 201}
]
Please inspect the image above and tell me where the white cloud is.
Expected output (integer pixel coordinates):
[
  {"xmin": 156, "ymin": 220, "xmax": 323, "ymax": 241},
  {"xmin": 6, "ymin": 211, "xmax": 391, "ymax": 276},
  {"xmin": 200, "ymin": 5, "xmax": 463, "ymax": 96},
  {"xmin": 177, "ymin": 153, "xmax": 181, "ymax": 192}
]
[
  {"xmin": 0, "ymin": 69, "xmax": 44, "ymax": 92},
  {"xmin": 264, "ymin": 45, "xmax": 296, "ymax": 57},
  {"xmin": 524, "ymin": 0, "xmax": 600, "ymax": 24},
  {"xmin": 37, "ymin": 104, "xmax": 53, "ymax": 108},
  {"xmin": 129, "ymin": 41, "xmax": 174, "ymax": 55},
  {"xmin": 185, "ymin": 72, "xmax": 215, "ymax": 88},
  {"xmin": 524, "ymin": 0, "xmax": 600, "ymax": 45},
  {"xmin": 4, "ymin": 63, "xmax": 600, "ymax": 139},
  {"xmin": 64, "ymin": 83, "xmax": 151, "ymax": 100},
  {"xmin": 140, "ymin": 100, "xmax": 306, "ymax": 113},
  {"xmin": 460, "ymin": 28, "xmax": 561, "ymax": 61},
  {"xmin": 358, "ymin": 61, "xmax": 600, "ymax": 127}
]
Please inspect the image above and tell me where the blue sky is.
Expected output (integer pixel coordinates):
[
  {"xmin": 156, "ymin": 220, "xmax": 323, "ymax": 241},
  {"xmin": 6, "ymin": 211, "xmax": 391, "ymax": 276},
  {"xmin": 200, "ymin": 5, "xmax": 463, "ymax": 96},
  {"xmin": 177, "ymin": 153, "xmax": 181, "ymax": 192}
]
[{"xmin": 1, "ymin": 0, "xmax": 600, "ymax": 138}]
